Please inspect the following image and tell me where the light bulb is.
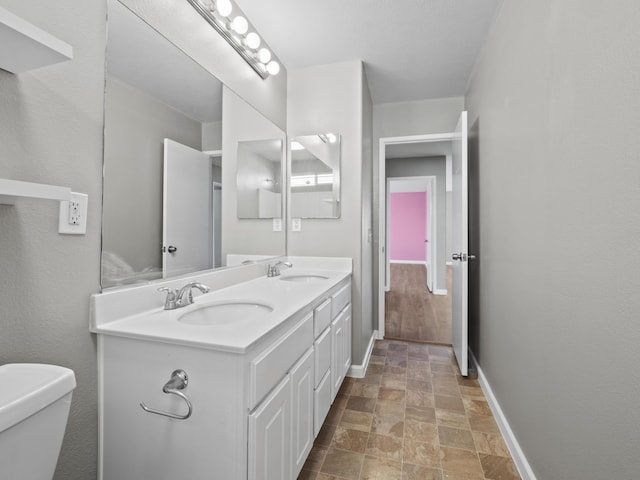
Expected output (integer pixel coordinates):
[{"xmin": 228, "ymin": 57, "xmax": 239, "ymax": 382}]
[
  {"xmin": 216, "ymin": 0, "xmax": 232, "ymax": 17},
  {"xmin": 326, "ymin": 133, "xmax": 337, "ymax": 143},
  {"xmin": 231, "ymin": 16, "xmax": 248, "ymax": 34},
  {"xmin": 245, "ymin": 32, "xmax": 261, "ymax": 49},
  {"xmin": 266, "ymin": 61, "xmax": 280, "ymax": 76},
  {"xmin": 258, "ymin": 48, "xmax": 271, "ymax": 64}
]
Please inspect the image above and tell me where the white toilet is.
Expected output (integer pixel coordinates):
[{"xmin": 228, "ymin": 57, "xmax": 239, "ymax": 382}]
[{"xmin": 0, "ymin": 363, "xmax": 76, "ymax": 480}]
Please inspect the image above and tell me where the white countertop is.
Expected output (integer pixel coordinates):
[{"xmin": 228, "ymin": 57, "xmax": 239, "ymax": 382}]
[{"xmin": 92, "ymin": 258, "xmax": 351, "ymax": 354}]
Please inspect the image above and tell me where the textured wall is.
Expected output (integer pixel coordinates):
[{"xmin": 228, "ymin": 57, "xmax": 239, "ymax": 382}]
[
  {"xmin": 466, "ymin": 1, "xmax": 640, "ymax": 478},
  {"xmin": 287, "ymin": 60, "xmax": 374, "ymax": 365},
  {"xmin": 0, "ymin": 1, "xmax": 106, "ymax": 478}
]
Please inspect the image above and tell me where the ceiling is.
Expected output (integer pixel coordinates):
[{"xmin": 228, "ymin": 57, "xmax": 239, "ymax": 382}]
[
  {"xmin": 107, "ymin": 0, "xmax": 223, "ymax": 123},
  {"xmin": 234, "ymin": 0, "xmax": 503, "ymax": 104}
]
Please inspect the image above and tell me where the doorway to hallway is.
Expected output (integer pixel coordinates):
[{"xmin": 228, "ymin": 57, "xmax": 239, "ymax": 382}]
[{"xmin": 385, "ymin": 263, "xmax": 452, "ymax": 344}]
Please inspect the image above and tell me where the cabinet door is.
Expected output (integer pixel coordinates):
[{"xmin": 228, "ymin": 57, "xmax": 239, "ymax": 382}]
[
  {"xmin": 314, "ymin": 370, "xmax": 332, "ymax": 437},
  {"xmin": 331, "ymin": 313, "xmax": 345, "ymax": 401},
  {"xmin": 248, "ymin": 376, "xmax": 291, "ymax": 480},
  {"xmin": 342, "ymin": 307, "xmax": 352, "ymax": 378},
  {"xmin": 290, "ymin": 348, "xmax": 314, "ymax": 479}
]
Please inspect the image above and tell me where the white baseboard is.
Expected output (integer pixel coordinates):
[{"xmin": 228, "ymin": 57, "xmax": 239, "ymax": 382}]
[
  {"xmin": 389, "ymin": 260, "xmax": 427, "ymax": 265},
  {"xmin": 433, "ymin": 288, "xmax": 448, "ymax": 295},
  {"xmin": 348, "ymin": 330, "xmax": 377, "ymax": 378},
  {"xmin": 470, "ymin": 351, "xmax": 537, "ymax": 480}
]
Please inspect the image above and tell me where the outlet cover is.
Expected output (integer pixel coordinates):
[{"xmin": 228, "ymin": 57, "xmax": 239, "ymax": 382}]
[
  {"xmin": 292, "ymin": 218, "xmax": 301, "ymax": 231},
  {"xmin": 59, "ymin": 192, "xmax": 88, "ymax": 234},
  {"xmin": 272, "ymin": 218, "xmax": 282, "ymax": 231}
]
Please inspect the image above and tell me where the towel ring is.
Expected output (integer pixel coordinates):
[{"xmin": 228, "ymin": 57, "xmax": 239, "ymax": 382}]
[{"xmin": 140, "ymin": 369, "xmax": 193, "ymax": 420}]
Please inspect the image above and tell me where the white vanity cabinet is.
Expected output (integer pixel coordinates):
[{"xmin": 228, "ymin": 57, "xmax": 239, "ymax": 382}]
[
  {"xmin": 248, "ymin": 374, "xmax": 291, "ymax": 480},
  {"xmin": 330, "ymin": 283, "xmax": 352, "ymax": 401},
  {"xmin": 98, "ymin": 276, "xmax": 351, "ymax": 480}
]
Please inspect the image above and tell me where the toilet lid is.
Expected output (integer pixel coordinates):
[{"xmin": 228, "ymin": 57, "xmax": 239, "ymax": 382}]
[{"xmin": 0, "ymin": 364, "xmax": 76, "ymax": 433}]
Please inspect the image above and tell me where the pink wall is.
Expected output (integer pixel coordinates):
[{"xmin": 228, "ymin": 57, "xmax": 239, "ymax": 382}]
[{"xmin": 389, "ymin": 192, "xmax": 427, "ymax": 262}]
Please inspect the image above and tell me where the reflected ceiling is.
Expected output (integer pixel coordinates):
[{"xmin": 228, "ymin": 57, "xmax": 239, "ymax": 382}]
[{"xmin": 107, "ymin": 1, "xmax": 222, "ymax": 123}]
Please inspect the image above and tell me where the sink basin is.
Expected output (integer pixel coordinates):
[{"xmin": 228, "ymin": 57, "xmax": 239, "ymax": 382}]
[
  {"xmin": 279, "ymin": 274, "xmax": 329, "ymax": 283},
  {"xmin": 178, "ymin": 300, "xmax": 274, "ymax": 325}
]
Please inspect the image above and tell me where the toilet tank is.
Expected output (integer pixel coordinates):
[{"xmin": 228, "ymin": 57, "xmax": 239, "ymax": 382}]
[{"xmin": 0, "ymin": 364, "xmax": 76, "ymax": 480}]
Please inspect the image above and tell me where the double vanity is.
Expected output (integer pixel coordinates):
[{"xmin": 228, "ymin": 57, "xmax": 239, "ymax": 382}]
[{"xmin": 92, "ymin": 256, "xmax": 352, "ymax": 480}]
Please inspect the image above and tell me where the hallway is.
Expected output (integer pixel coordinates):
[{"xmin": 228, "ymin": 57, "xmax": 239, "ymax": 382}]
[
  {"xmin": 385, "ymin": 264, "xmax": 452, "ymax": 344},
  {"xmin": 297, "ymin": 340, "xmax": 521, "ymax": 479}
]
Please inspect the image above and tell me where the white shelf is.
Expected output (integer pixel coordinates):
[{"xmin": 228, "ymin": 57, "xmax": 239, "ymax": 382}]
[
  {"xmin": 0, "ymin": 6, "xmax": 73, "ymax": 74},
  {"xmin": 0, "ymin": 178, "xmax": 71, "ymax": 205}
]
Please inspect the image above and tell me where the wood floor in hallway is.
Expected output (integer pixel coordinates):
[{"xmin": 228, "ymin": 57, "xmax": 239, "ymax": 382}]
[{"xmin": 385, "ymin": 264, "xmax": 452, "ymax": 345}]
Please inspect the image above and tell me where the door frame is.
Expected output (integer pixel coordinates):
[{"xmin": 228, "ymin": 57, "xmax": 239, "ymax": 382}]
[
  {"xmin": 385, "ymin": 176, "xmax": 437, "ymax": 293},
  {"xmin": 378, "ymin": 133, "xmax": 454, "ymax": 340}
]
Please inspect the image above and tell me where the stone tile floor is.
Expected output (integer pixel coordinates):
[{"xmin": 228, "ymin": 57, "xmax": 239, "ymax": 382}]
[{"xmin": 297, "ymin": 339, "xmax": 521, "ymax": 480}]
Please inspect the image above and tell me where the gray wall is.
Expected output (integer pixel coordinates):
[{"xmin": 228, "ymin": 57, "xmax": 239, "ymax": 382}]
[
  {"xmin": 236, "ymin": 145, "xmax": 280, "ymax": 219},
  {"xmin": 0, "ymin": 1, "xmax": 105, "ymax": 478},
  {"xmin": 0, "ymin": 1, "xmax": 287, "ymax": 478},
  {"xmin": 287, "ymin": 60, "xmax": 374, "ymax": 366},
  {"xmin": 373, "ymin": 97, "xmax": 464, "ymax": 331},
  {"xmin": 386, "ymin": 156, "xmax": 447, "ymax": 291},
  {"xmin": 222, "ymin": 88, "xmax": 286, "ymax": 258},
  {"xmin": 202, "ymin": 121, "xmax": 223, "ymax": 151},
  {"xmin": 361, "ymin": 68, "xmax": 374, "ymax": 361},
  {"xmin": 465, "ymin": 1, "xmax": 640, "ymax": 478},
  {"xmin": 103, "ymin": 76, "xmax": 202, "ymax": 274}
]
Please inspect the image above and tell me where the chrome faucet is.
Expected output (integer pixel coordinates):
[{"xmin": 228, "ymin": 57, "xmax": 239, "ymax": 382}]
[
  {"xmin": 158, "ymin": 282, "xmax": 210, "ymax": 310},
  {"xmin": 267, "ymin": 261, "xmax": 293, "ymax": 277}
]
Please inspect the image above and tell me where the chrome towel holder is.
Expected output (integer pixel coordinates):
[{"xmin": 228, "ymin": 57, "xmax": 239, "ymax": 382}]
[{"xmin": 140, "ymin": 369, "xmax": 193, "ymax": 420}]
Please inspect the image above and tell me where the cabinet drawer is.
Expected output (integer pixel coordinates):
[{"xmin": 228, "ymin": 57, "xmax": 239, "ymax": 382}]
[
  {"xmin": 314, "ymin": 370, "xmax": 332, "ymax": 437},
  {"xmin": 314, "ymin": 298, "xmax": 332, "ymax": 338},
  {"xmin": 250, "ymin": 313, "xmax": 313, "ymax": 410},
  {"xmin": 331, "ymin": 283, "xmax": 351, "ymax": 318},
  {"xmin": 314, "ymin": 327, "xmax": 331, "ymax": 387}
]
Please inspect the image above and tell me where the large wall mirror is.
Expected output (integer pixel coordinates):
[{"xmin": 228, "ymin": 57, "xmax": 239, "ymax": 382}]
[
  {"xmin": 290, "ymin": 134, "xmax": 341, "ymax": 218},
  {"xmin": 101, "ymin": 0, "xmax": 285, "ymax": 288}
]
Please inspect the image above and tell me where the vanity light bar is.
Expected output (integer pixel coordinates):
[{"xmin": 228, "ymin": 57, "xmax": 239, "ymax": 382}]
[{"xmin": 186, "ymin": 0, "xmax": 280, "ymax": 79}]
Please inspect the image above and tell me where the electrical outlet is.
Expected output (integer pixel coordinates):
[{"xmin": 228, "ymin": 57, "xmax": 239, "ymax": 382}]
[
  {"xmin": 292, "ymin": 218, "xmax": 301, "ymax": 231},
  {"xmin": 69, "ymin": 199, "xmax": 81, "ymax": 225},
  {"xmin": 59, "ymin": 192, "xmax": 88, "ymax": 234},
  {"xmin": 272, "ymin": 218, "xmax": 282, "ymax": 231}
]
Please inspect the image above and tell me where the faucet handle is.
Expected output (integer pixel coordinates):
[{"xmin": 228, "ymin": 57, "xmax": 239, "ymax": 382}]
[
  {"xmin": 158, "ymin": 287, "xmax": 179, "ymax": 310},
  {"xmin": 177, "ymin": 282, "xmax": 210, "ymax": 307}
]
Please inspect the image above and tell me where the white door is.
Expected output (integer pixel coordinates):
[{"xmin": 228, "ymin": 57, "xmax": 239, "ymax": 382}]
[
  {"xmin": 451, "ymin": 112, "xmax": 469, "ymax": 376},
  {"xmin": 425, "ymin": 178, "xmax": 435, "ymax": 292},
  {"xmin": 162, "ymin": 139, "xmax": 212, "ymax": 278},
  {"xmin": 212, "ymin": 183, "xmax": 222, "ymax": 268}
]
